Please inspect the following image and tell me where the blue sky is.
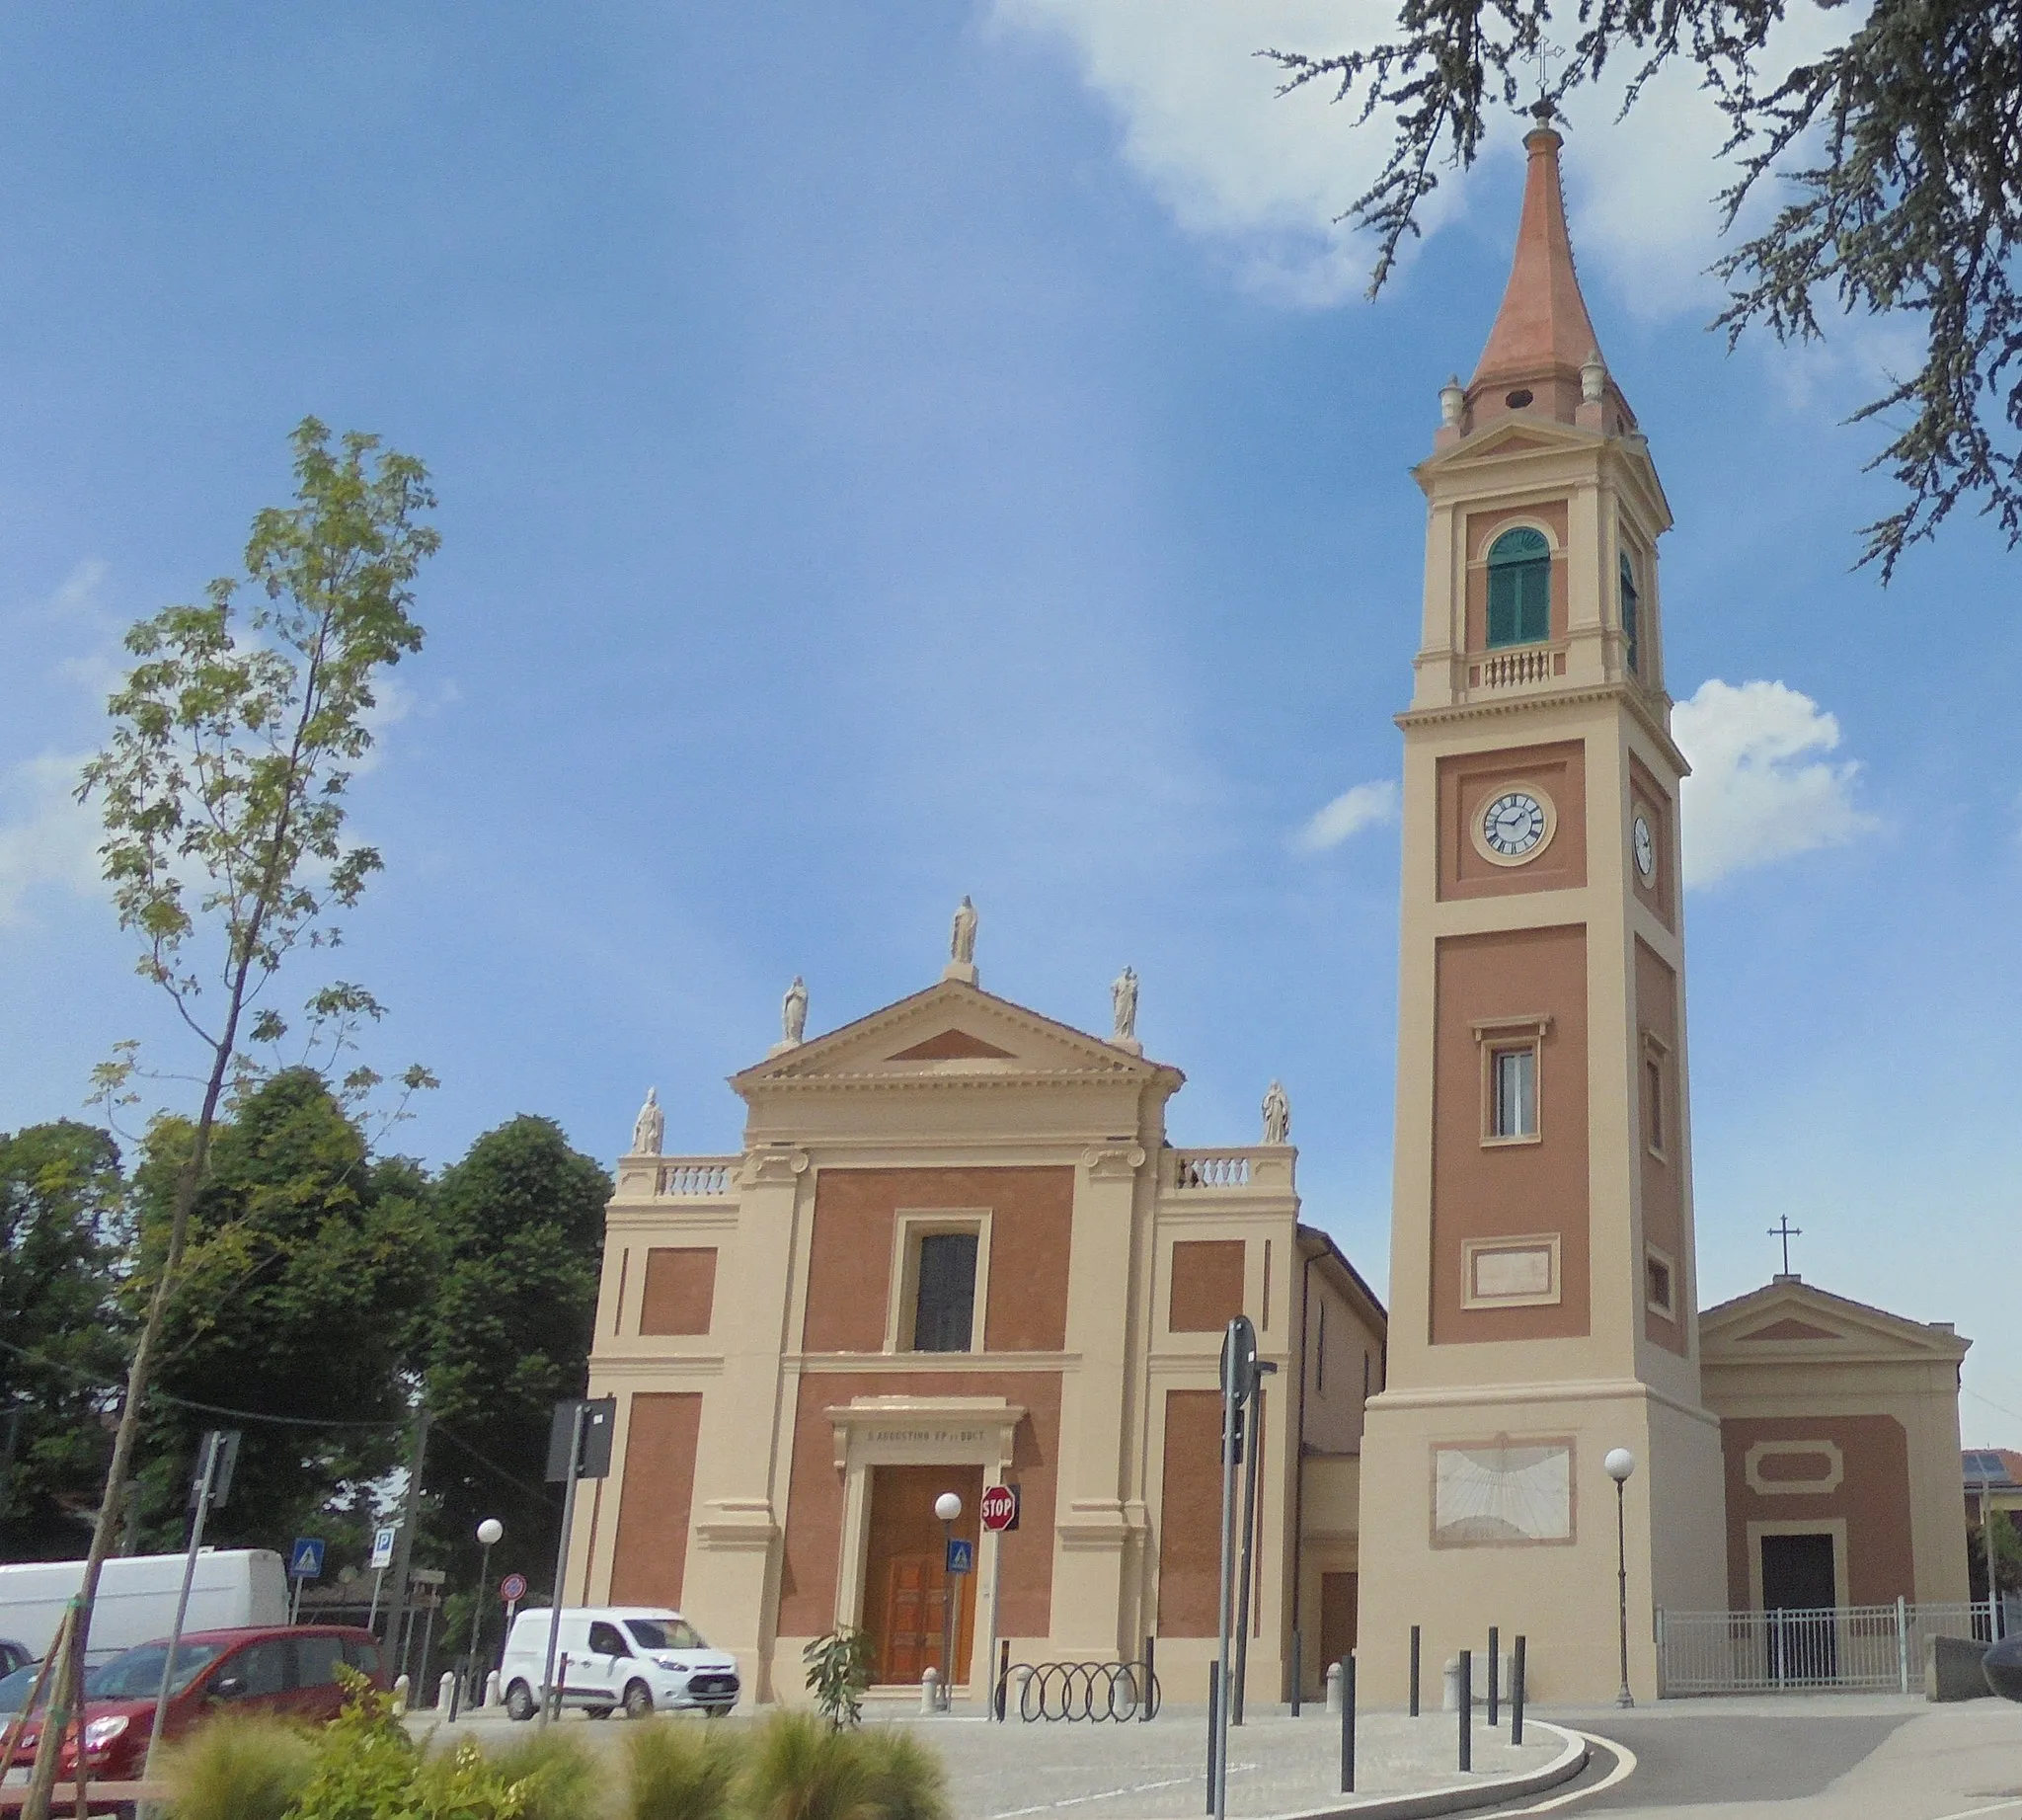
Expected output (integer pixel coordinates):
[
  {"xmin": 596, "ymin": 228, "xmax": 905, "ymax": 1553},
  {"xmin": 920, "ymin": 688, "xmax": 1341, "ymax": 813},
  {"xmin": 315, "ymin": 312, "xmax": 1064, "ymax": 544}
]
[{"xmin": 2, "ymin": 3, "xmax": 2017, "ymax": 1449}]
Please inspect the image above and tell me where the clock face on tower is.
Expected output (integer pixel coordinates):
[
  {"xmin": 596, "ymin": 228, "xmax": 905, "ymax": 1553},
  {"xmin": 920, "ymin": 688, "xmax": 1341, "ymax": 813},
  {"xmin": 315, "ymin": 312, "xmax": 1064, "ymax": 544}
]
[
  {"xmin": 1633, "ymin": 813, "xmax": 1657, "ymax": 883},
  {"xmin": 1473, "ymin": 785, "xmax": 1556, "ymax": 866}
]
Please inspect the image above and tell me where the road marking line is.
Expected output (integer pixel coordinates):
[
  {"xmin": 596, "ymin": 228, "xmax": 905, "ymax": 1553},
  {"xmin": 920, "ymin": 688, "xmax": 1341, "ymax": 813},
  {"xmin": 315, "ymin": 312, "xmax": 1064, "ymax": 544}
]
[
  {"xmin": 984, "ymin": 1772, "xmax": 1207, "ymax": 1818},
  {"xmin": 1471, "ymin": 1730, "xmax": 1638, "ymax": 1815},
  {"xmin": 1925, "ymin": 1803, "xmax": 2022, "ymax": 1820}
]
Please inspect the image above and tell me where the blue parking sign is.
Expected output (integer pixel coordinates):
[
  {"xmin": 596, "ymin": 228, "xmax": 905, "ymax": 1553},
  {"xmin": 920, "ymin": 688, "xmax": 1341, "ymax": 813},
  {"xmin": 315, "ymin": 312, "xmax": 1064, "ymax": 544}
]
[
  {"xmin": 945, "ymin": 1537, "xmax": 974, "ymax": 1575},
  {"xmin": 289, "ymin": 1537, "xmax": 326, "ymax": 1580}
]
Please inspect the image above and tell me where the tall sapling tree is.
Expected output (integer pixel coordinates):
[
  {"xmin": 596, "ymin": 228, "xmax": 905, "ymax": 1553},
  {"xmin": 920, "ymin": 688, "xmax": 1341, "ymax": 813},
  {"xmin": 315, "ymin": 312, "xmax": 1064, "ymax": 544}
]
[{"xmin": 22, "ymin": 419, "xmax": 437, "ymax": 1820}]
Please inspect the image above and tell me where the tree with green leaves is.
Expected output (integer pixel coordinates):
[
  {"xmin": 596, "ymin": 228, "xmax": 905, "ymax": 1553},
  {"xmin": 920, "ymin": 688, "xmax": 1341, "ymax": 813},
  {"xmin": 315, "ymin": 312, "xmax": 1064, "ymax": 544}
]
[
  {"xmin": 0, "ymin": 1122, "xmax": 128, "ymax": 1558},
  {"xmin": 24, "ymin": 419, "xmax": 437, "ymax": 1820},
  {"xmin": 123, "ymin": 1071, "xmax": 435, "ymax": 1552},
  {"xmin": 417, "ymin": 1117, "xmax": 610, "ymax": 1605},
  {"xmin": 1269, "ymin": 0, "xmax": 2022, "ymax": 575},
  {"xmin": 1970, "ymin": 1506, "xmax": 2022, "ymax": 1601}
]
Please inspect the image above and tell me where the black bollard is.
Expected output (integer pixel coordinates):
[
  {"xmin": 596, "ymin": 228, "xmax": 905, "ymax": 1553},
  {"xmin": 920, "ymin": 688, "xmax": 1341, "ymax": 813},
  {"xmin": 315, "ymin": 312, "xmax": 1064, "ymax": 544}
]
[
  {"xmin": 1142, "ymin": 1635, "xmax": 1156, "ymax": 1723},
  {"xmin": 1457, "ymin": 1649, "xmax": 1472, "ymax": 1773},
  {"xmin": 1340, "ymin": 1654, "xmax": 1357, "ymax": 1793},
  {"xmin": 1409, "ymin": 1624, "xmax": 1421, "ymax": 1717},
  {"xmin": 1290, "ymin": 1625, "xmax": 1302, "ymax": 1717},
  {"xmin": 1488, "ymin": 1626, "xmax": 1500, "ymax": 1728},
  {"xmin": 1205, "ymin": 1665, "xmax": 1218, "ymax": 1815},
  {"xmin": 1512, "ymin": 1636, "xmax": 1526, "ymax": 1746}
]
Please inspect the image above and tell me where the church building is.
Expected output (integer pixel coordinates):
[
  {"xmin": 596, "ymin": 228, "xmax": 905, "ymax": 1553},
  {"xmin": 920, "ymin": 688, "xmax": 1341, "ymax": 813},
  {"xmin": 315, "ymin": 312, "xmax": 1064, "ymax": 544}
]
[{"xmin": 567, "ymin": 120, "xmax": 1972, "ymax": 1707}]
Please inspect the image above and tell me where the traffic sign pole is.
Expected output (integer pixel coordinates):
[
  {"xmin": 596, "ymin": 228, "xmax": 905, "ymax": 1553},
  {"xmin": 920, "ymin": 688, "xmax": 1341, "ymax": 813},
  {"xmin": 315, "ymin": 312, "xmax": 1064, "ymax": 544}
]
[
  {"xmin": 286, "ymin": 1538, "xmax": 326, "ymax": 1626},
  {"xmin": 365, "ymin": 1525, "xmax": 397, "ymax": 1632},
  {"xmin": 979, "ymin": 1483, "xmax": 1019, "ymax": 1723},
  {"xmin": 146, "ymin": 1430, "xmax": 233, "ymax": 1780}
]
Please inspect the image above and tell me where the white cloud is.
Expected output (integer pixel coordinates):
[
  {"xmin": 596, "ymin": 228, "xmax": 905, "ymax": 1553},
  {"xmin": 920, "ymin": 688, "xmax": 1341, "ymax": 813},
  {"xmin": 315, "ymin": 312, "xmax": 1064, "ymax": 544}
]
[
  {"xmin": 986, "ymin": 0, "xmax": 1856, "ymax": 316},
  {"xmin": 989, "ymin": 0, "xmax": 1450, "ymax": 305},
  {"xmin": 1672, "ymin": 678, "xmax": 1876, "ymax": 888},
  {"xmin": 0, "ymin": 752, "xmax": 105, "ymax": 924},
  {"xmin": 1295, "ymin": 778, "xmax": 1398, "ymax": 852}
]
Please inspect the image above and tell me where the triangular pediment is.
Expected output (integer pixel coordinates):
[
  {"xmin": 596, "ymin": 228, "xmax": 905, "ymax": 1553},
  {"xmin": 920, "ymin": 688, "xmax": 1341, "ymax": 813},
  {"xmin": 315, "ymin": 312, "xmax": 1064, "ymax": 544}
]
[
  {"xmin": 1701, "ymin": 1277, "xmax": 1969, "ymax": 1365},
  {"xmin": 1734, "ymin": 1316, "xmax": 1842, "ymax": 1343},
  {"xmin": 1421, "ymin": 413, "xmax": 1599, "ymax": 471},
  {"xmin": 731, "ymin": 978, "xmax": 1181, "ymax": 1094},
  {"xmin": 1413, "ymin": 413, "xmax": 1672, "ymax": 530}
]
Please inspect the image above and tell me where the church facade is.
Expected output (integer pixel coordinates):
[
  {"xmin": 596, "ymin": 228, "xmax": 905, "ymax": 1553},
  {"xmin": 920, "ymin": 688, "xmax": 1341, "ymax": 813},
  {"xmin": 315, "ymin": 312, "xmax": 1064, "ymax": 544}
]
[
  {"xmin": 567, "ymin": 125, "xmax": 1972, "ymax": 1706},
  {"xmin": 565, "ymin": 952, "xmax": 1383, "ymax": 1706}
]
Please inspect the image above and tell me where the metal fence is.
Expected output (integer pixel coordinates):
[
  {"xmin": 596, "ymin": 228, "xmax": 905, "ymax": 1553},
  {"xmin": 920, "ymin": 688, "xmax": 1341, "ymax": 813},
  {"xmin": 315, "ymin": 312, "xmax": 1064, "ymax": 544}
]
[{"xmin": 1656, "ymin": 1599, "xmax": 1996, "ymax": 1695}]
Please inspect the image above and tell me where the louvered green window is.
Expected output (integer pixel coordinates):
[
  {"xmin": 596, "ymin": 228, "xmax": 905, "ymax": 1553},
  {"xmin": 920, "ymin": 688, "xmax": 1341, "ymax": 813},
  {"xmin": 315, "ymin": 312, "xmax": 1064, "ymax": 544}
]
[
  {"xmin": 1619, "ymin": 551, "xmax": 1641, "ymax": 675},
  {"xmin": 1487, "ymin": 527, "xmax": 1551, "ymax": 647}
]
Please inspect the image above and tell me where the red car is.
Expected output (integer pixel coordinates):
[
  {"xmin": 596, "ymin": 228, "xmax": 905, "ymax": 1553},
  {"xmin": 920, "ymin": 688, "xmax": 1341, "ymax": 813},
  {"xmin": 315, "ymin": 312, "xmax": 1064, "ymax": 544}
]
[{"xmin": 8, "ymin": 1625, "xmax": 386, "ymax": 1785}]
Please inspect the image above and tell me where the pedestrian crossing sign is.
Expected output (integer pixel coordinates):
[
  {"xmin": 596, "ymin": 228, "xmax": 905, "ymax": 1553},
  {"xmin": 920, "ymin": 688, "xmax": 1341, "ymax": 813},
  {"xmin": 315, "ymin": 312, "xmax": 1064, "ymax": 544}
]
[{"xmin": 289, "ymin": 1537, "xmax": 326, "ymax": 1580}]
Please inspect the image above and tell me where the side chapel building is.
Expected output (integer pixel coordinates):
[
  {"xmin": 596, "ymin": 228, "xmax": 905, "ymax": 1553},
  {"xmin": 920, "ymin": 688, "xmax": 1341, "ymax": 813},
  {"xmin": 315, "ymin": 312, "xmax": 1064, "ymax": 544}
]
[{"xmin": 566, "ymin": 123, "xmax": 1972, "ymax": 1705}]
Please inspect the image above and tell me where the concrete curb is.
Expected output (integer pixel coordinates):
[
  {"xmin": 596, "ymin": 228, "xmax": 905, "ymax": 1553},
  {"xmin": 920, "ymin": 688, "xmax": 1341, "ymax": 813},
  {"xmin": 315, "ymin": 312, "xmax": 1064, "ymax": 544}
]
[{"xmin": 1263, "ymin": 1720, "xmax": 1590, "ymax": 1820}]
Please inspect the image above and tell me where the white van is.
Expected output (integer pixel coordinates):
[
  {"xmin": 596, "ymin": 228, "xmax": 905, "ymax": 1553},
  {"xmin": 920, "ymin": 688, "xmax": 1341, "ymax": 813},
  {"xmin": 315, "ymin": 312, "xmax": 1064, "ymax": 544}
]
[
  {"xmin": 500, "ymin": 1607, "xmax": 739, "ymax": 1720},
  {"xmin": 0, "ymin": 1550, "xmax": 287, "ymax": 1663}
]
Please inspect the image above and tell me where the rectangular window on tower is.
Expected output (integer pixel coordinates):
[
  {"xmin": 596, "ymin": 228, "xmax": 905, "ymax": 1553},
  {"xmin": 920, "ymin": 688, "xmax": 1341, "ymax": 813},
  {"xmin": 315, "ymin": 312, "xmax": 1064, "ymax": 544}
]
[
  {"xmin": 1491, "ymin": 1048, "xmax": 1536, "ymax": 1139},
  {"xmin": 1474, "ymin": 1016, "xmax": 1550, "ymax": 1146},
  {"xmin": 1645, "ymin": 1247, "xmax": 1676, "ymax": 1318},
  {"xmin": 1646, "ymin": 1058, "xmax": 1666, "ymax": 1156}
]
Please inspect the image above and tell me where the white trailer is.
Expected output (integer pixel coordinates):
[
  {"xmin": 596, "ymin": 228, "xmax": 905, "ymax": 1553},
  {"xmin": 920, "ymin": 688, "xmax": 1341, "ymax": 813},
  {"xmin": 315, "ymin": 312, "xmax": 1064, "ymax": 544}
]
[{"xmin": 0, "ymin": 1549, "xmax": 288, "ymax": 1661}]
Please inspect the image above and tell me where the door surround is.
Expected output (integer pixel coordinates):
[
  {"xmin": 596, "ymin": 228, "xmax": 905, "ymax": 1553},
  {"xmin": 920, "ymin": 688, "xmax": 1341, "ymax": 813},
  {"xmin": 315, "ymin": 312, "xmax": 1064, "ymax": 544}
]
[
  {"xmin": 826, "ymin": 1395, "xmax": 1025, "ymax": 1650},
  {"xmin": 1748, "ymin": 1517, "xmax": 1848, "ymax": 1611}
]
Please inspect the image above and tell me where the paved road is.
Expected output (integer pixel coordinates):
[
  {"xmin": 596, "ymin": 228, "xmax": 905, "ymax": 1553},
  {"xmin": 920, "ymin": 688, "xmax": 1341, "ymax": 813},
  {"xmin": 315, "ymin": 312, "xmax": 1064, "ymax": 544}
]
[
  {"xmin": 425, "ymin": 1704, "xmax": 1571, "ymax": 1818},
  {"xmin": 1473, "ymin": 1698, "xmax": 2022, "ymax": 1820},
  {"xmin": 423, "ymin": 1695, "xmax": 2022, "ymax": 1820}
]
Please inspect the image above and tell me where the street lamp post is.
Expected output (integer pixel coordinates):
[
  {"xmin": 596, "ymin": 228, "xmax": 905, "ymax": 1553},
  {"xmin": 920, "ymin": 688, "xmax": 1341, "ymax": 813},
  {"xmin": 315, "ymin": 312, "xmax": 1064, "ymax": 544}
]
[
  {"xmin": 935, "ymin": 1492, "xmax": 963, "ymax": 1710},
  {"xmin": 467, "ymin": 1518, "xmax": 504, "ymax": 1704},
  {"xmin": 1604, "ymin": 1449, "xmax": 1636, "ymax": 1708}
]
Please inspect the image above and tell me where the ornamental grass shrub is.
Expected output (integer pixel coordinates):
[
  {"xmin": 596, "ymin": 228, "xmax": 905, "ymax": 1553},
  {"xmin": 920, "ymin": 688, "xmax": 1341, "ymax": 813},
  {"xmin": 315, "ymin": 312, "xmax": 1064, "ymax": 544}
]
[
  {"xmin": 623, "ymin": 1718, "xmax": 741, "ymax": 1820},
  {"xmin": 171, "ymin": 1674, "xmax": 952, "ymax": 1820},
  {"xmin": 739, "ymin": 1712, "xmax": 873, "ymax": 1820},
  {"xmin": 469, "ymin": 1730, "xmax": 601, "ymax": 1820},
  {"xmin": 163, "ymin": 1712, "xmax": 315, "ymax": 1820},
  {"xmin": 851, "ymin": 1727, "xmax": 948, "ymax": 1820}
]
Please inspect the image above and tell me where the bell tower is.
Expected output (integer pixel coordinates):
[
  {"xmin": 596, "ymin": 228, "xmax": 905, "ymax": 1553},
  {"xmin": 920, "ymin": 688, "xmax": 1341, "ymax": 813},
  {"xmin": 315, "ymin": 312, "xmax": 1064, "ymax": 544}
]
[{"xmin": 1355, "ymin": 121, "xmax": 1727, "ymax": 1702}]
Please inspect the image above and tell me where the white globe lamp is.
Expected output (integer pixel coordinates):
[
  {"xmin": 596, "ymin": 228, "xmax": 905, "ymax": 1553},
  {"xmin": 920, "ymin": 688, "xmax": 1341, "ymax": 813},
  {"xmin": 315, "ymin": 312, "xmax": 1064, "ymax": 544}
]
[{"xmin": 1603, "ymin": 1450, "xmax": 1635, "ymax": 1706}]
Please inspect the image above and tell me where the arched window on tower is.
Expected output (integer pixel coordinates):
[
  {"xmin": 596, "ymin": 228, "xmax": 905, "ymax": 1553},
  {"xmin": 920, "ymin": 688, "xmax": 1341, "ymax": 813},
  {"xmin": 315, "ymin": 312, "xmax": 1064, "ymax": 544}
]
[
  {"xmin": 1487, "ymin": 527, "xmax": 1551, "ymax": 647},
  {"xmin": 1619, "ymin": 550, "xmax": 1642, "ymax": 677}
]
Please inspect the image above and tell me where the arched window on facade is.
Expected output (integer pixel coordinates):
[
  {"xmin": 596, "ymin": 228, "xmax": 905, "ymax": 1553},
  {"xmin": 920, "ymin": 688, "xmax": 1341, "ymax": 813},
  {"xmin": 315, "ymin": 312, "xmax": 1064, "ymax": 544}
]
[
  {"xmin": 1619, "ymin": 550, "xmax": 1642, "ymax": 676},
  {"xmin": 1487, "ymin": 527, "xmax": 1551, "ymax": 647}
]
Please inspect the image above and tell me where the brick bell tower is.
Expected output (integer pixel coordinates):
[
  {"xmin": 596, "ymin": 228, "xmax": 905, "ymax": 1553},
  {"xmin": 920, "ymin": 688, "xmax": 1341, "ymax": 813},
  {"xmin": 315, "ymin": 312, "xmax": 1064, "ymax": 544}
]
[{"xmin": 1354, "ymin": 119, "xmax": 1727, "ymax": 1703}]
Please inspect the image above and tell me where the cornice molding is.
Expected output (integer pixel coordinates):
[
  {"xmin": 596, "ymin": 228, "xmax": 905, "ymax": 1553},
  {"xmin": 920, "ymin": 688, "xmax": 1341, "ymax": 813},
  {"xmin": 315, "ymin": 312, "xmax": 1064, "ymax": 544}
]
[
  {"xmin": 734, "ymin": 1068, "xmax": 1174, "ymax": 1096},
  {"xmin": 1397, "ymin": 679, "xmax": 1688, "ymax": 774}
]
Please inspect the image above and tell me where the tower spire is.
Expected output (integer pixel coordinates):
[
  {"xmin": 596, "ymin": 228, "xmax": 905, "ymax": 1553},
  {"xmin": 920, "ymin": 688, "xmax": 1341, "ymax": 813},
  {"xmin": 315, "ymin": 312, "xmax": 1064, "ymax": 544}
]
[{"xmin": 1458, "ymin": 124, "xmax": 1632, "ymax": 436}]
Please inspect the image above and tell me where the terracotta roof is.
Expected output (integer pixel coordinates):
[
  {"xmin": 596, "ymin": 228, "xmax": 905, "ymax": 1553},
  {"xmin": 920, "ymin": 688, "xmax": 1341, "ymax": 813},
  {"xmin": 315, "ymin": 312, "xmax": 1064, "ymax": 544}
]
[{"xmin": 1472, "ymin": 126, "xmax": 1604, "ymax": 390}]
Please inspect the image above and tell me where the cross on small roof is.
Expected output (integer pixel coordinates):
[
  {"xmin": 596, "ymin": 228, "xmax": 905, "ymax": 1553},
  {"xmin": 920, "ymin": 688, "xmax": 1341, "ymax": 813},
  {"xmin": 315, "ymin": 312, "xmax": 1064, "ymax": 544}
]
[{"xmin": 1768, "ymin": 1215, "xmax": 1802, "ymax": 1278}]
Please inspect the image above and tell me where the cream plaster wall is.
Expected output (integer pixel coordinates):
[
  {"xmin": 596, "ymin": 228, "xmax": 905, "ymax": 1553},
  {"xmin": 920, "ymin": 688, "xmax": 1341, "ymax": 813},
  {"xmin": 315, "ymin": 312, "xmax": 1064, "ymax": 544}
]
[
  {"xmin": 1361, "ymin": 400, "xmax": 1726, "ymax": 1706},
  {"xmin": 571, "ymin": 981, "xmax": 1355, "ymax": 1710}
]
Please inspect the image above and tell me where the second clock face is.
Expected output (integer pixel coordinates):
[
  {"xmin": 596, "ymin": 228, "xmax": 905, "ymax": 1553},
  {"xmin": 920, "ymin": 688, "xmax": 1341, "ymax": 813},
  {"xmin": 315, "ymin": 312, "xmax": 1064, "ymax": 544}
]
[
  {"xmin": 1633, "ymin": 813, "xmax": 1658, "ymax": 882},
  {"xmin": 1480, "ymin": 789, "xmax": 1551, "ymax": 861}
]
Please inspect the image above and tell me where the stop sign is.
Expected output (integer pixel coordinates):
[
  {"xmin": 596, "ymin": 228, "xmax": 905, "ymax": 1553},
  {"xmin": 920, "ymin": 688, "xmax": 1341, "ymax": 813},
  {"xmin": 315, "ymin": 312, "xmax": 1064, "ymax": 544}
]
[{"xmin": 980, "ymin": 1483, "xmax": 1019, "ymax": 1533}]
